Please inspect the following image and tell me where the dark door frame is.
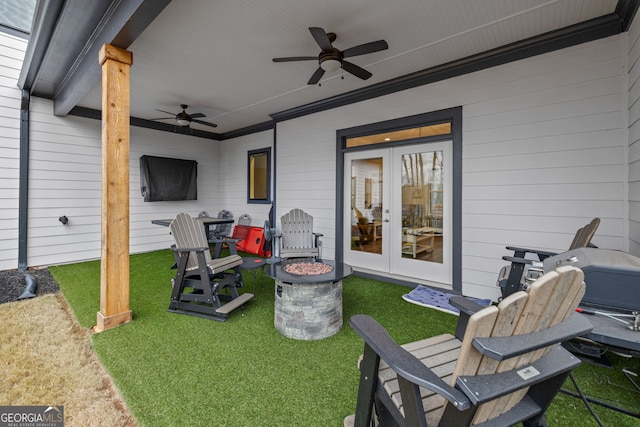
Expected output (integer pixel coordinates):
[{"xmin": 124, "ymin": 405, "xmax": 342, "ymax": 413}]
[{"xmin": 335, "ymin": 106, "xmax": 463, "ymax": 292}]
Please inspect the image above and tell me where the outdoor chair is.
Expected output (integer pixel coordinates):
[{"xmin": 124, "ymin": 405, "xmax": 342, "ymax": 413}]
[
  {"xmin": 229, "ymin": 213, "xmax": 267, "ymax": 291},
  {"xmin": 209, "ymin": 210, "xmax": 243, "ymax": 258},
  {"xmin": 168, "ymin": 213, "xmax": 253, "ymax": 321},
  {"xmin": 497, "ymin": 218, "xmax": 600, "ymax": 299},
  {"xmin": 357, "ymin": 218, "xmax": 376, "ymax": 245},
  {"xmin": 352, "ymin": 208, "xmax": 375, "ymax": 249},
  {"xmin": 345, "ymin": 265, "xmax": 592, "ymax": 427},
  {"xmin": 277, "ymin": 208, "xmax": 323, "ymax": 260},
  {"xmin": 238, "ymin": 214, "xmax": 252, "ymax": 226},
  {"xmin": 211, "ymin": 210, "xmax": 234, "ymax": 239}
]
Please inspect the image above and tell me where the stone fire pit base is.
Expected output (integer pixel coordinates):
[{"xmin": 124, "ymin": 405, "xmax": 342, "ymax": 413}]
[{"xmin": 274, "ymin": 279, "xmax": 343, "ymax": 340}]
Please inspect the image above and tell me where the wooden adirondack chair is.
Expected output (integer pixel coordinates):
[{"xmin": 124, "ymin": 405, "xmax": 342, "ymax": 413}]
[
  {"xmin": 168, "ymin": 213, "xmax": 253, "ymax": 321},
  {"xmin": 345, "ymin": 266, "xmax": 592, "ymax": 427},
  {"xmin": 498, "ymin": 218, "xmax": 600, "ymax": 298},
  {"xmin": 277, "ymin": 208, "xmax": 323, "ymax": 260}
]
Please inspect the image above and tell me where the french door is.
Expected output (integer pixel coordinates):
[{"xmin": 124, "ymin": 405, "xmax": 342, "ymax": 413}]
[{"xmin": 344, "ymin": 141, "xmax": 452, "ymax": 286}]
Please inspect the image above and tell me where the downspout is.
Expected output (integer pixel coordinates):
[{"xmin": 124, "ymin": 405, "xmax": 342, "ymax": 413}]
[
  {"xmin": 18, "ymin": 89, "xmax": 30, "ymax": 271},
  {"xmin": 272, "ymin": 122, "xmax": 277, "ymax": 219}
]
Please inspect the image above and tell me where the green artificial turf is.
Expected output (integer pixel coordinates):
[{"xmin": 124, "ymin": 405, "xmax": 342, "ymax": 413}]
[{"xmin": 50, "ymin": 250, "xmax": 640, "ymax": 426}]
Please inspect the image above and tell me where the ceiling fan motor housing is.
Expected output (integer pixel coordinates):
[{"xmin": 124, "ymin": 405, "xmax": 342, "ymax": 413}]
[{"xmin": 320, "ymin": 48, "xmax": 342, "ymax": 65}]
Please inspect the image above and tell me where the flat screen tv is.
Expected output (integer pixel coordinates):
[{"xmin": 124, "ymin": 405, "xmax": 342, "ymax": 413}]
[{"xmin": 140, "ymin": 155, "xmax": 197, "ymax": 202}]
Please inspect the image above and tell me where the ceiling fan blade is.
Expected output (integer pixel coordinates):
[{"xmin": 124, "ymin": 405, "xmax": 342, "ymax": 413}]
[
  {"xmin": 148, "ymin": 117, "xmax": 175, "ymax": 121},
  {"xmin": 307, "ymin": 67, "xmax": 325, "ymax": 85},
  {"xmin": 342, "ymin": 40, "xmax": 389, "ymax": 58},
  {"xmin": 341, "ymin": 61, "xmax": 372, "ymax": 80},
  {"xmin": 191, "ymin": 118, "xmax": 218, "ymax": 128},
  {"xmin": 188, "ymin": 113, "xmax": 206, "ymax": 119},
  {"xmin": 154, "ymin": 109, "xmax": 177, "ymax": 116},
  {"xmin": 273, "ymin": 56, "xmax": 317, "ymax": 62},
  {"xmin": 309, "ymin": 27, "xmax": 332, "ymax": 51}
]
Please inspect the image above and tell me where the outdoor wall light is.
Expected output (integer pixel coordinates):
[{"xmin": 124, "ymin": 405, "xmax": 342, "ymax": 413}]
[{"xmin": 59, "ymin": 215, "xmax": 68, "ymax": 225}]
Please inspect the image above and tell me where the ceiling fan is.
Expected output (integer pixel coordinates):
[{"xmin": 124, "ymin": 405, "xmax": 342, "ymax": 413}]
[
  {"xmin": 150, "ymin": 104, "xmax": 218, "ymax": 128},
  {"xmin": 273, "ymin": 27, "xmax": 388, "ymax": 85}
]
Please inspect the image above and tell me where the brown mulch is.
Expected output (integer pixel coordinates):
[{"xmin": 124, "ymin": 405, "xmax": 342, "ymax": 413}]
[{"xmin": 0, "ymin": 268, "xmax": 60, "ymax": 304}]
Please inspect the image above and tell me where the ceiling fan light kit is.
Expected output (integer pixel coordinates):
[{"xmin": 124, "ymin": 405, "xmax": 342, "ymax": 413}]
[
  {"xmin": 273, "ymin": 27, "xmax": 388, "ymax": 85},
  {"xmin": 320, "ymin": 58, "xmax": 341, "ymax": 72}
]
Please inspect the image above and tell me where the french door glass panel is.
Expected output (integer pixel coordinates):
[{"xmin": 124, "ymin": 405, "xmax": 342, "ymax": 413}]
[
  {"xmin": 391, "ymin": 142, "xmax": 452, "ymax": 284},
  {"xmin": 344, "ymin": 142, "xmax": 452, "ymax": 286},
  {"xmin": 344, "ymin": 149, "xmax": 390, "ymax": 272}
]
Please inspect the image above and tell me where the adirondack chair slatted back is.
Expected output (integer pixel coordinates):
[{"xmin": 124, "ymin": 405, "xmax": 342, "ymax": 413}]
[
  {"xmin": 281, "ymin": 209, "xmax": 314, "ymax": 250},
  {"xmin": 568, "ymin": 217, "xmax": 600, "ymax": 250},
  {"xmin": 498, "ymin": 218, "xmax": 599, "ymax": 299},
  {"xmin": 280, "ymin": 209, "xmax": 321, "ymax": 254},
  {"xmin": 450, "ymin": 265, "xmax": 585, "ymax": 424},
  {"xmin": 170, "ymin": 213, "xmax": 212, "ymax": 271}
]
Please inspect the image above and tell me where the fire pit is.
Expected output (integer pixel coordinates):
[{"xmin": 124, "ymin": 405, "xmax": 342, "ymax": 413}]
[
  {"xmin": 266, "ymin": 259, "xmax": 352, "ymax": 340},
  {"xmin": 283, "ymin": 261, "xmax": 334, "ymax": 275}
]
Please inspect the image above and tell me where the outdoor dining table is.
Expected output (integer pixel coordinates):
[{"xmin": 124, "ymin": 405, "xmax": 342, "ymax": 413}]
[
  {"xmin": 151, "ymin": 216, "xmax": 233, "ymax": 228},
  {"xmin": 152, "ymin": 216, "xmax": 235, "ymax": 257}
]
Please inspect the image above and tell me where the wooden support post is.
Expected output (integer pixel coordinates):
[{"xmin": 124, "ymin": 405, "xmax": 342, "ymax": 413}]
[{"xmin": 96, "ymin": 44, "xmax": 133, "ymax": 332}]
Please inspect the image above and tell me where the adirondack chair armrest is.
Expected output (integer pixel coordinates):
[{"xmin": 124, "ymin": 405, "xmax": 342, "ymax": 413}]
[
  {"xmin": 350, "ymin": 314, "xmax": 472, "ymax": 410},
  {"xmin": 472, "ymin": 313, "xmax": 593, "ymax": 361},
  {"xmin": 505, "ymin": 246, "xmax": 558, "ymax": 260},
  {"xmin": 450, "ymin": 296, "xmax": 486, "ymax": 316},
  {"xmin": 209, "ymin": 237, "xmax": 242, "ymax": 244},
  {"xmin": 455, "ymin": 344, "xmax": 581, "ymax": 405},
  {"xmin": 209, "ymin": 237, "xmax": 241, "ymax": 257},
  {"xmin": 449, "ymin": 296, "xmax": 489, "ymax": 341},
  {"xmin": 501, "ymin": 255, "xmax": 534, "ymax": 265},
  {"xmin": 171, "ymin": 245, "xmax": 210, "ymax": 252}
]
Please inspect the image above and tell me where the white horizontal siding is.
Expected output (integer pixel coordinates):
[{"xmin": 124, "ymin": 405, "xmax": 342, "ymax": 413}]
[
  {"xmin": 26, "ymin": 98, "xmax": 223, "ymax": 267},
  {"xmin": 274, "ymin": 34, "xmax": 628, "ymax": 300},
  {"xmin": 276, "ymin": 117, "xmax": 340, "ymax": 257},
  {"xmin": 0, "ymin": 32, "xmax": 26, "ymax": 271},
  {"xmin": 629, "ymin": 16, "xmax": 640, "ymax": 257},
  {"xmin": 461, "ymin": 35, "xmax": 628, "ymax": 300},
  {"xmin": 217, "ymin": 130, "xmax": 273, "ymax": 226}
]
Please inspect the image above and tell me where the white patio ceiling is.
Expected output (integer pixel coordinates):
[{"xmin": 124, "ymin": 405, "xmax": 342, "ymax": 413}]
[{"xmin": 52, "ymin": 0, "xmax": 622, "ymax": 134}]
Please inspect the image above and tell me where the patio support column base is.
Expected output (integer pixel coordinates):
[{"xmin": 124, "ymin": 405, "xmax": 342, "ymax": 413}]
[{"xmin": 96, "ymin": 310, "xmax": 133, "ymax": 333}]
